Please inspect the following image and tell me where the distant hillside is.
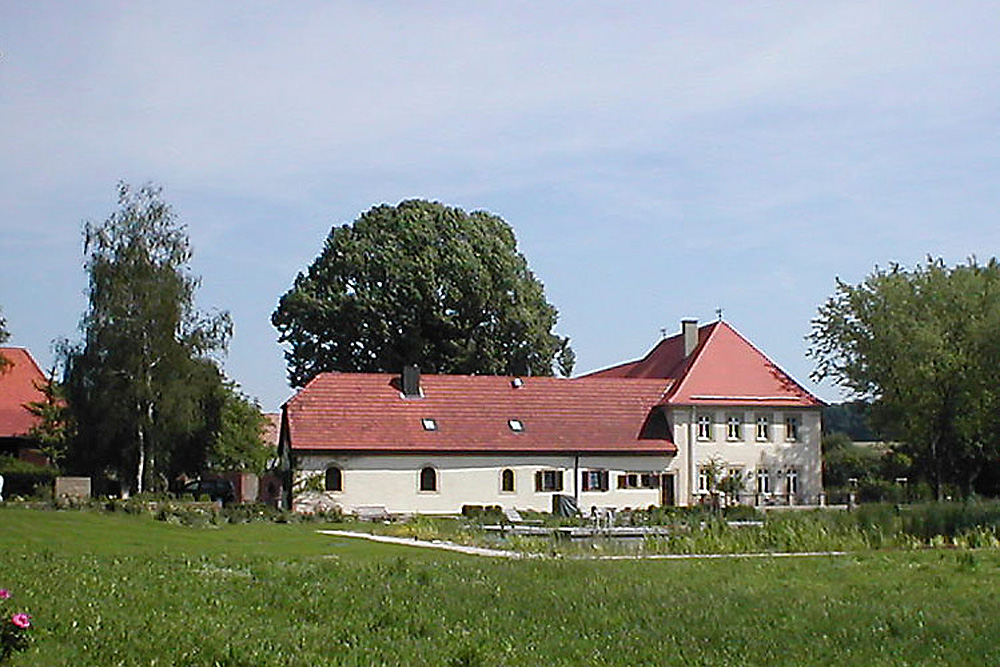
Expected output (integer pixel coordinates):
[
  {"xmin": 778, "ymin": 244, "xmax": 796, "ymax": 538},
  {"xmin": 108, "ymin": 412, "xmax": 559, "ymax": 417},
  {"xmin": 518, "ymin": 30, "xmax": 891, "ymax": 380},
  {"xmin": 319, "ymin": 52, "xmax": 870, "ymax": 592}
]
[{"xmin": 822, "ymin": 401, "xmax": 875, "ymax": 441}]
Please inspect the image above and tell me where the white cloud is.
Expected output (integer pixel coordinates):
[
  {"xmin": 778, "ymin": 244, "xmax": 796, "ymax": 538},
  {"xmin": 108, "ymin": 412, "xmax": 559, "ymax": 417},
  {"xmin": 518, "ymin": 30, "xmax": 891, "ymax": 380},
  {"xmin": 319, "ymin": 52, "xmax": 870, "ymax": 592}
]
[{"xmin": 3, "ymin": 1, "xmax": 1000, "ymax": 405}]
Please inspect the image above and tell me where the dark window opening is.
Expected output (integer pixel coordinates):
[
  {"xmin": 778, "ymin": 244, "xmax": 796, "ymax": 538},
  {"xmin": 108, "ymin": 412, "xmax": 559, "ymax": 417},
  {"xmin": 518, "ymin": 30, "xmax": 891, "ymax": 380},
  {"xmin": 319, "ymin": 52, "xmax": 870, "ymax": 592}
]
[
  {"xmin": 501, "ymin": 468, "xmax": 515, "ymax": 492},
  {"xmin": 582, "ymin": 470, "xmax": 610, "ymax": 492},
  {"xmin": 325, "ymin": 466, "xmax": 343, "ymax": 492},
  {"xmin": 419, "ymin": 466, "xmax": 437, "ymax": 492},
  {"xmin": 535, "ymin": 469, "xmax": 563, "ymax": 492}
]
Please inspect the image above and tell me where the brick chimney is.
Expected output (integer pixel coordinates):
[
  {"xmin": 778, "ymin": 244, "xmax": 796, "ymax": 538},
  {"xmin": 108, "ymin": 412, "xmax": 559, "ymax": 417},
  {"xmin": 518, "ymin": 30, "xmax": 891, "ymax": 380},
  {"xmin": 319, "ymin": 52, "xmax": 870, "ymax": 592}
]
[
  {"xmin": 402, "ymin": 365, "xmax": 421, "ymax": 398},
  {"xmin": 682, "ymin": 319, "xmax": 698, "ymax": 358}
]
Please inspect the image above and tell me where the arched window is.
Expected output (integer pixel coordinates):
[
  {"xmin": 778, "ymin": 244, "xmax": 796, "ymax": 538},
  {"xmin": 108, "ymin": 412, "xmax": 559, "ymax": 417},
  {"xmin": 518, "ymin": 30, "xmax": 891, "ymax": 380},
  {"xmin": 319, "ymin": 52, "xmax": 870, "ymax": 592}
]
[
  {"xmin": 501, "ymin": 468, "xmax": 515, "ymax": 492},
  {"xmin": 325, "ymin": 466, "xmax": 343, "ymax": 492},
  {"xmin": 419, "ymin": 466, "xmax": 437, "ymax": 492}
]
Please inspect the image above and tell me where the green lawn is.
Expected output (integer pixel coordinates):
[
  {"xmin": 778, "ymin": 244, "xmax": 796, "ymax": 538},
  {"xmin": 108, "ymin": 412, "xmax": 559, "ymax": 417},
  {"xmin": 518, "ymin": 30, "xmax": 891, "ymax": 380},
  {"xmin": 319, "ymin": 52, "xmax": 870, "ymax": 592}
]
[{"xmin": 2, "ymin": 508, "xmax": 999, "ymax": 665}]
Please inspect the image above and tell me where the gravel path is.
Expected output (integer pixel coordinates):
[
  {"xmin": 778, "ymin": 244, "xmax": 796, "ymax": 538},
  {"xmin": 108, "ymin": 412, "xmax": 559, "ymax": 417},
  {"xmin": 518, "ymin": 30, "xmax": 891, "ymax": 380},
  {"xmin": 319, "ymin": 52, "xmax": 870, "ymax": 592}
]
[{"xmin": 317, "ymin": 529, "xmax": 847, "ymax": 560}]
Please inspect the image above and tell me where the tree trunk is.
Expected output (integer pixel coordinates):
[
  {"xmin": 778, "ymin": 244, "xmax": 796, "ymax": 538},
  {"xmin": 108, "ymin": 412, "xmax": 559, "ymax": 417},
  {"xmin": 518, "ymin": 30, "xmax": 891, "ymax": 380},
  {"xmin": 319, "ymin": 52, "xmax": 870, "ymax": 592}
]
[
  {"xmin": 136, "ymin": 422, "xmax": 146, "ymax": 495},
  {"xmin": 931, "ymin": 434, "xmax": 942, "ymax": 501}
]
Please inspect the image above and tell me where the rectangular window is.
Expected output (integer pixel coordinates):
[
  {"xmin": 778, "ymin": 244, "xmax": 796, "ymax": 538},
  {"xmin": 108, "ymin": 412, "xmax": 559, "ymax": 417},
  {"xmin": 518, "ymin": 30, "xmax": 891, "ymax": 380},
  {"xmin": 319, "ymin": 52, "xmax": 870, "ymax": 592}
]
[
  {"xmin": 756, "ymin": 468, "xmax": 770, "ymax": 494},
  {"xmin": 786, "ymin": 468, "xmax": 799, "ymax": 495},
  {"xmin": 697, "ymin": 415, "xmax": 712, "ymax": 440},
  {"xmin": 727, "ymin": 415, "xmax": 742, "ymax": 441},
  {"xmin": 640, "ymin": 473, "xmax": 660, "ymax": 489},
  {"xmin": 725, "ymin": 467, "xmax": 744, "ymax": 499},
  {"xmin": 785, "ymin": 416, "xmax": 800, "ymax": 442},
  {"xmin": 535, "ymin": 469, "xmax": 563, "ymax": 492},
  {"xmin": 582, "ymin": 470, "xmax": 609, "ymax": 492},
  {"xmin": 617, "ymin": 473, "xmax": 640, "ymax": 489},
  {"xmin": 697, "ymin": 468, "xmax": 710, "ymax": 493},
  {"xmin": 756, "ymin": 415, "xmax": 770, "ymax": 441}
]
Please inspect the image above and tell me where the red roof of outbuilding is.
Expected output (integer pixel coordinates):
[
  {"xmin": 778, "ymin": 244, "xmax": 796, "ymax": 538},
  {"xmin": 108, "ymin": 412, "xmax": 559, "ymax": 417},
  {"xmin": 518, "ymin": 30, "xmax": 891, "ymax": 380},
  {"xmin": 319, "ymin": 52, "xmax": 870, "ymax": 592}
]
[
  {"xmin": 0, "ymin": 348, "xmax": 47, "ymax": 438},
  {"xmin": 285, "ymin": 374, "xmax": 676, "ymax": 454},
  {"xmin": 584, "ymin": 321, "xmax": 822, "ymax": 408}
]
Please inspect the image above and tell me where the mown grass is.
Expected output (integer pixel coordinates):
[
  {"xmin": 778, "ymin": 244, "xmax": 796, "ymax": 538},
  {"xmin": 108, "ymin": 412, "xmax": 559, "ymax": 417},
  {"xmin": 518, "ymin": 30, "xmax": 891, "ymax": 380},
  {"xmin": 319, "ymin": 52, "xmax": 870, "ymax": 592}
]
[{"xmin": 3, "ymin": 508, "xmax": 1000, "ymax": 665}]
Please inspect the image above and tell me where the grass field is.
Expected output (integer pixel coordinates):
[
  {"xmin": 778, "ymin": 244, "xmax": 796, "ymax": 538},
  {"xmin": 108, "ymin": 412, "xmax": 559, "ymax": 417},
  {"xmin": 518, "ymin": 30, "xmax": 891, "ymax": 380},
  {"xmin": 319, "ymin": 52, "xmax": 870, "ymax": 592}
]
[{"xmin": 2, "ymin": 507, "xmax": 1000, "ymax": 665}]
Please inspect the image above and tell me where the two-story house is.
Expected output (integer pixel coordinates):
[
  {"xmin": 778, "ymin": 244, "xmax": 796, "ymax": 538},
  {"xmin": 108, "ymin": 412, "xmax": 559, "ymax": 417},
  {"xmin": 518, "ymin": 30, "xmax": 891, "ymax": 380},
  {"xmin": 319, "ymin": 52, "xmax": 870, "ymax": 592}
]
[{"xmin": 278, "ymin": 319, "xmax": 822, "ymax": 514}]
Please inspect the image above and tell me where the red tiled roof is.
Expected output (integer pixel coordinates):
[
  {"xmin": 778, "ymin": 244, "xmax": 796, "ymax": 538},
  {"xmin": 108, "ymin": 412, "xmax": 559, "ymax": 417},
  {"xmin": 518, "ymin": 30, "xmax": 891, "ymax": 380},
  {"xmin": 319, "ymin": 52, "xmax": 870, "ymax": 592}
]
[
  {"xmin": 0, "ymin": 348, "xmax": 47, "ymax": 438},
  {"xmin": 663, "ymin": 322, "xmax": 822, "ymax": 407},
  {"xmin": 584, "ymin": 323, "xmax": 717, "ymax": 379},
  {"xmin": 583, "ymin": 321, "xmax": 821, "ymax": 408},
  {"xmin": 285, "ymin": 374, "xmax": 676, "ymax": 454}
]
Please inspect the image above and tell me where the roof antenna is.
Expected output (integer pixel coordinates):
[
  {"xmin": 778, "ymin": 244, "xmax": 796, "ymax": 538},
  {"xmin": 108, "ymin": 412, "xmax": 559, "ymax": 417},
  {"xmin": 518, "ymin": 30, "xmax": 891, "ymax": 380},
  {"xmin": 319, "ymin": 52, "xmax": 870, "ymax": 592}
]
[
  {"xmin": 660, "ymin": 327, "xmax": 668, "ymax": 339},
  {"xmin": 715, "ymin": 307, "xmax": 724, "ymax": 321}
]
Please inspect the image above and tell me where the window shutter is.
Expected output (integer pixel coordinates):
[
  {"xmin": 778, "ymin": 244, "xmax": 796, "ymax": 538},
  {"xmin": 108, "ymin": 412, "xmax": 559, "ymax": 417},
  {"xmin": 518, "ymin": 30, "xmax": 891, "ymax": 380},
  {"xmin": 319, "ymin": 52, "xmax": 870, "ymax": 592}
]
[
  {"xmin": 535, "ymin": 471, "xmax": 543, "ymax": 492},
  {"xmin": 557, "ymin": 471, "xmax": 564, "ymax": 492},
  {"xmin": 582, "ymin": 472, "xmax": 591, "ymax": 492},
  {"xmin": 601, "ymin": 470, "xmax": 609, "ymax": 491}
]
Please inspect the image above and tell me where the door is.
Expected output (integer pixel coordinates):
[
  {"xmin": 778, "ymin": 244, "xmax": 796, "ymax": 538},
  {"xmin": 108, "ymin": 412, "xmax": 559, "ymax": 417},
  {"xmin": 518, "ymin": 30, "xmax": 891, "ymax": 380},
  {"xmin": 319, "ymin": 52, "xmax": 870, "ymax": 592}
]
[{"xmin": 660, "ymin": 473, "xmax": 676, "ymax": 506}]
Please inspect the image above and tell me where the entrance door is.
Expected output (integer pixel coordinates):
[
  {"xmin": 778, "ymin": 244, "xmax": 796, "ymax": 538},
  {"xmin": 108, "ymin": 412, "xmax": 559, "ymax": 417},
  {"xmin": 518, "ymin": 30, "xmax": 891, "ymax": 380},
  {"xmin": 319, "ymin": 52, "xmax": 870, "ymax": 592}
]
[{"xmin": 660, "ymin": 473, "xmax": 676, "ymax": 506}]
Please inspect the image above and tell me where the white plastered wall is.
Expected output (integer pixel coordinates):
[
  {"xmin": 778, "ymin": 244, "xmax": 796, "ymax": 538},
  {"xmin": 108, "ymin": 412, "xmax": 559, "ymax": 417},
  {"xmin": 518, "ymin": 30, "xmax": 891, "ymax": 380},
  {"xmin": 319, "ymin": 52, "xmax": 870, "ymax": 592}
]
[
  {"xmin": 293, "ymin": 453, "xmax": 679, "ymax": 515},
  {"xmin": 669, "ymin": 406, "xmax": 822, "ymax": 505}
]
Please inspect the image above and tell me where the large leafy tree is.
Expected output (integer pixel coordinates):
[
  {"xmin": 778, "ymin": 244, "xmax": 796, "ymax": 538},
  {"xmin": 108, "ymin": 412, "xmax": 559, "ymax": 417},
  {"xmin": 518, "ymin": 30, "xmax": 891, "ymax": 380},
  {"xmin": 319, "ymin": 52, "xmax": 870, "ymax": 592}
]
[
  {"xmin": 63, "ymin": 183, "xmax": 231, "ymax": 495},
  {"xmin": 808, "ymin": 258, "xmax": 1000, "ymax": 499},
  {"xmin": 204, "ymin": 382, "xmax": 272, "ymax": 475},
  {"xmin": 273, "ymin": 200, "xmax": 571, "ymax": 386}
]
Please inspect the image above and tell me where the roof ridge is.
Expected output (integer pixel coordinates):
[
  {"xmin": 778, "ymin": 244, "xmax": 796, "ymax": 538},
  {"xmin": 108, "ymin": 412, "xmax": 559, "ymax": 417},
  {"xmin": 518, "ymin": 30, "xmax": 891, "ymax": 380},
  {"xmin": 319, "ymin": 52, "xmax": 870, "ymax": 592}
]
[
  {"xmin": 662, "ymin": 320, "xmax": 722, "ymax": 402},
  {"xmin": 0, "ymin": 347, "xmax": 46, "ymax": 378},
  {"xmin": 713, "ymin": 321, "xmax": 823, "ymax": 405}
]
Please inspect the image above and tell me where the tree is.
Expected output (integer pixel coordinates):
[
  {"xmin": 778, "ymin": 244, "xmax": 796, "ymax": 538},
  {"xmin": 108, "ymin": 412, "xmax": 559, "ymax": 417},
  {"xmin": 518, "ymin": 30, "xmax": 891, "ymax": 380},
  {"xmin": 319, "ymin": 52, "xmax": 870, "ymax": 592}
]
[
  {"xmin": 205, "ymin": 382, "xmax": 272, "ymax": 475},
  {"xmin": 821, "ymin": 401, "xmax": 874, "ymax": 440},
  {"xmin": 63, "ymin": 183, "xmax": 231, "ymax": 495},
  {"xmin": 808, "ymin": 258, "xmax": 1000, "ymax": 499},
  {"xmin": 26, "ymin": 371, "xmax": 75, "ymax": 467},
  {"xmin": 273, "ymin": 200, "xmax": 571, "ymax": 386}
]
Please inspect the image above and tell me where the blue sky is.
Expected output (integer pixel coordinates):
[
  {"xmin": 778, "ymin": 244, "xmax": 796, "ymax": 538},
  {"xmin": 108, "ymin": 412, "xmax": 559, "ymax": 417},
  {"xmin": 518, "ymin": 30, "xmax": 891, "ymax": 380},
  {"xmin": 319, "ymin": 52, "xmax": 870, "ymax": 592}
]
[{"xmin": 3, "ymin": 2, "xmax": 1000, "ymax": 410}]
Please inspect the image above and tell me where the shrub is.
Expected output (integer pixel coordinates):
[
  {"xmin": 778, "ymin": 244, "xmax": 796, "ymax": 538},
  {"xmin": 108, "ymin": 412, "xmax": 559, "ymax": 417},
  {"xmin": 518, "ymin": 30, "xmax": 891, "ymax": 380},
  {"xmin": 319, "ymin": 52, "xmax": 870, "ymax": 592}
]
[{"xmin": 0, "ymin": 456, "xmax": 58, "ymax": 498}]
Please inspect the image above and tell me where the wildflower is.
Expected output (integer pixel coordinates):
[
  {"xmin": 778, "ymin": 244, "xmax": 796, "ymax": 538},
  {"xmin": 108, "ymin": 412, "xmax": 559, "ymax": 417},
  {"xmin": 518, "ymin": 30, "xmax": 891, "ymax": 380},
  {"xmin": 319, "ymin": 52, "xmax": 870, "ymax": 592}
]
[
  {"xmin": 11, "ymin": 613, "xmax": 30, "ymax": 629},
  {"xmin": 0, "ymin": 590, "xmax": 9, "ymax": 599}
]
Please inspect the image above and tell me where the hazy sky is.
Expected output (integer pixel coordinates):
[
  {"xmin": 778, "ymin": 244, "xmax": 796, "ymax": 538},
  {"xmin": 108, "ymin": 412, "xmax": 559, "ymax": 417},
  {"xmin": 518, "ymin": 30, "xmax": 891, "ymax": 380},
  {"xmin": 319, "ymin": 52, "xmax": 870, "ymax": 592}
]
[{"xmin": 3, "ymin": 2, "xmax": 1000, "ymax": 410}]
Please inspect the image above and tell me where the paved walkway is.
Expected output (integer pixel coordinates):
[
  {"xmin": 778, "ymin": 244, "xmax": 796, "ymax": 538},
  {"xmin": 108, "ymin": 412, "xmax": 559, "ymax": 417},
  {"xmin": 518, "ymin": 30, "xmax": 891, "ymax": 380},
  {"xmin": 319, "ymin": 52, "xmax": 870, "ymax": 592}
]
[
  {"xmin": 317, "ymin": 530, "xmax": 530, "ymax": 558},
  {"xmin": 316, "ymin": 529, "xmax": 847, "ymax": 561}
]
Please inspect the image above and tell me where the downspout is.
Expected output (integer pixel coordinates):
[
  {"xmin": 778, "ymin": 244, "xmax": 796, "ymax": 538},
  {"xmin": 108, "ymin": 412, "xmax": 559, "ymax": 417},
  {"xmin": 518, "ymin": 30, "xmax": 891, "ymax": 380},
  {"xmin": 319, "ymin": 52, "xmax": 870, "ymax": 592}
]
[
  {"xmin": 688, "ymin": 408, "xmax": 696, "ymax": 506},
  {"xmin": 574, "ymin": 454, "xmax": 580, "ymax": 505}
]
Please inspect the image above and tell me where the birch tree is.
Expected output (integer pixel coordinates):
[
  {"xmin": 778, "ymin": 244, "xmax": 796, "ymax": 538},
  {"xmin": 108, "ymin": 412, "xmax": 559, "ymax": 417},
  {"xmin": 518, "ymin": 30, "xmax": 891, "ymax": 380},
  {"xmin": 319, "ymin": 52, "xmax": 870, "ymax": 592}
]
[{"xmin": 64, "ymin": 183, "xmax": 231, "ymax": 495}]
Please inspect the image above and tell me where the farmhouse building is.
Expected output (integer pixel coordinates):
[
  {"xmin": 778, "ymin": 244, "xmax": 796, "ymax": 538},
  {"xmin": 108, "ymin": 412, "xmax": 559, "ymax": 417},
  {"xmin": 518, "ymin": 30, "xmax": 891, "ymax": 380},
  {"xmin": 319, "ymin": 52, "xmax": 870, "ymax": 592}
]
[
  {"xmin": 279, "ymin": 320, "xmax": 823, "ymax": 514},
  {"xmin": 0, "ymin": 347, "xmax": 49, "ymax": 465}
]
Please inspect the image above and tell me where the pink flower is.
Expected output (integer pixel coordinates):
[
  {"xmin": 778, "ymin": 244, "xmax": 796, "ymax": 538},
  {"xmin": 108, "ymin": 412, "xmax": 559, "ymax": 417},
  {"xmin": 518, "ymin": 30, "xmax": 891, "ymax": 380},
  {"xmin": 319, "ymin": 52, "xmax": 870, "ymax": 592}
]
[
  {"xmin": 11, "ymin": 613, "xmax": 30, "ymax": 629},
  {"xmin": 0, "ymin": 589, "xmax": 9, "ymax": 599}
]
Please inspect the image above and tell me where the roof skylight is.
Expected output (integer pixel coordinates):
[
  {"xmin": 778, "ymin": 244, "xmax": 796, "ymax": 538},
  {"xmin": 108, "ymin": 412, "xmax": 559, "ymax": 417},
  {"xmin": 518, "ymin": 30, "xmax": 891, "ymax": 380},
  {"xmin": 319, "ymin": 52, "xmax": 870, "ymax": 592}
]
[
  {"xmin": 421, "ymin": 418, "xmax": 438, "ymax": 431},
  {"xmin": 508, "ymin": 419, "xmax": 524, "ymax": 432}
]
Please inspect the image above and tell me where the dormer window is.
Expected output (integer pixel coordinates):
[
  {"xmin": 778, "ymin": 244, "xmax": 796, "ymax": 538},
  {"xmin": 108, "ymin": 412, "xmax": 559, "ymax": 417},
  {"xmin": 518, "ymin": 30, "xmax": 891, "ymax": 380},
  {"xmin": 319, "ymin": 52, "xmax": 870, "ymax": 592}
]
[
  {"xmin": 508, "ymin": 419, "xmax": 524, "ymax": 432},
  {"xmin": 421, "ymin": 418, "xmax": 437, "ymax": 431}
]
